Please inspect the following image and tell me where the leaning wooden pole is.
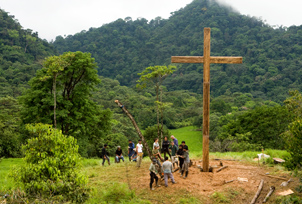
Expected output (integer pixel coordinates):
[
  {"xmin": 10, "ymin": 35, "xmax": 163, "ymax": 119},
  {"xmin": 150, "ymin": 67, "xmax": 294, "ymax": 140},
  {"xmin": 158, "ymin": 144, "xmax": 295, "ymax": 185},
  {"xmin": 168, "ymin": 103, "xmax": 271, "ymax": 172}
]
[
  {"xmin": 114, "ymin": 100, "xmax": 152, "ymax": 159},
  {"xmin": 250, "ymin": 179, "xmax": 264, "ymax": 204},
  {"xmin": 202, "ymin": 28, "xmax": 211, "ymax": 172}
]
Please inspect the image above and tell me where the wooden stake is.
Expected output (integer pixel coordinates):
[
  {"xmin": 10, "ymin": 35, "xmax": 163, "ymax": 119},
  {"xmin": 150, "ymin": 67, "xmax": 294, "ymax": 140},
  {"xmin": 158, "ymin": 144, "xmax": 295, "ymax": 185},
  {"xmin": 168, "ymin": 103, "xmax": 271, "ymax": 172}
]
[
  {"xmin": 263, "ymin": 186, "xmax": 275, "ymax": 203},
  {"xmin": 250, "ymin": 179, "xmax": 264, "ymax": 204},
  {"xmin": 216, "ymin": 165, "xmax": 228, "ymax": 173}
]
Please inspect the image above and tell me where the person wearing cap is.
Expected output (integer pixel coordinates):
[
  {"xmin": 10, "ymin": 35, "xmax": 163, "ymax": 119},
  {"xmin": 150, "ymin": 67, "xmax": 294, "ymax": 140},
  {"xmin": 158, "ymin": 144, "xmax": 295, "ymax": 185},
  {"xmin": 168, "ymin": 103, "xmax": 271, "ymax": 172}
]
[
  {"xmin": 115, "ymin": 146, "xmax": 124, "ymax": 162},
  {"xmin": 162, "ymin": 156, "xmax": 177, "ymax": 187},
  {"xmin": 170, "ymin": 135, "xmax": 178, "ymax": 147},
  {"xmin": 128, "ymin": 140, "xmax": 135, "ymax": 161},
  {"xmin": 149, "ymin": 159, "xmax": 161, "ymax": 190},
  {"xmin": 102, "ymin": 144, "xmax": 110, "ymax": 166},
  {"xmin": 180, "ymin": 145, "xmax": 189, "ymax": 179},
  {"xmin": 136, "ymin": 139, "xmax": 143, "ymax": 167}
]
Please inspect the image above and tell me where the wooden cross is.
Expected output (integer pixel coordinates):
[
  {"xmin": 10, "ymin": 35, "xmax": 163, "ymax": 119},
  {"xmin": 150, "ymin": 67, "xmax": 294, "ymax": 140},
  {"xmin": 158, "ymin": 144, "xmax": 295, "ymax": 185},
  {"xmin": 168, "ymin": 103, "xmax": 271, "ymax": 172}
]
[{"xmin": 171, "ymin": 28, "xmax": 242, "ymax": 172}]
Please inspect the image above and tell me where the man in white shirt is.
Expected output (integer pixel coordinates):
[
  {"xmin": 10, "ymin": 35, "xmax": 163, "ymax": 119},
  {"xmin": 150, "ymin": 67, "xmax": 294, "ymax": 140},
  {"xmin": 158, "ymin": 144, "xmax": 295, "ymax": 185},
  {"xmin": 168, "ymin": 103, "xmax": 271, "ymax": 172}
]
[{"xmin": 136, "ymin": 139, "xmax": 143, "ymax": 167}]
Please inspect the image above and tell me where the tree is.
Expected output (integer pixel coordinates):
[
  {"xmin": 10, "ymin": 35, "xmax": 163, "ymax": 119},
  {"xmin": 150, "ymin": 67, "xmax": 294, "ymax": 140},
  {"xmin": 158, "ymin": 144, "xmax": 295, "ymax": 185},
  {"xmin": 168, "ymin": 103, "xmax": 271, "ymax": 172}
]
[
  {"xmin": 20, "ymin": 51, "xmax": 112, "ymax": 157},
  {"xmin": 136, "ymin": 65, "xmax": 176, "ymax": 145},
  {"xmin": 0, "ymin": 96, "xmax": 21, "ymax": 157},
  {"xmin": 220, "ymin": 105, "xmax": 293, "ymax": 149},
  {"xmin": 12, "ymin": 123, "xmax": 90, "ymax": 203},
  {"xmin": 42, "ymin": 52, "xmax": 75, "ymax": 128}
]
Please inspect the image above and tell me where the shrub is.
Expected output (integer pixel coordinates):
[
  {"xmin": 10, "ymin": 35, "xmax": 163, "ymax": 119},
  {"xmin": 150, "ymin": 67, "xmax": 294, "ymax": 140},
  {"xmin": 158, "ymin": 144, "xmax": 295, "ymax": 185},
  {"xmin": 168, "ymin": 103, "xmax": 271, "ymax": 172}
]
[
  {"xmin": 11, "ymin": 123, "xmax": 90, "ymax": 203},
  {"xmin": 283, "ymin": 120, "xmax": 302, "ymax": 170}
]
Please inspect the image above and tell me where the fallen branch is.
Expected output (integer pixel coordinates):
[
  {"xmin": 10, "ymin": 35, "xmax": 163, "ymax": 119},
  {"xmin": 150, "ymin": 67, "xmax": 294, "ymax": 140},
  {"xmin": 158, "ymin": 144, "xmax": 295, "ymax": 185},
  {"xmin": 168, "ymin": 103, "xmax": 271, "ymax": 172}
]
[
  {"xmin": 250, "ymin": 179, "xmax": 264, "ymax": 204},
  {"xmin": 115, "ymin": 100, "xmax": 152, "ymax": 159},
  {"xmin": 214, "ymin": 158, "xmax": 239, "ymax": 161},
  {"xmin": 224, "ymin": 179, "xmax": 234, "ymax": 184},
  {"xmin": 216, "ymin": 166, "xmax": 228, "ymax": 173},
  {"xmin": 263, "ymin": 186, "xmax": 275, "ymax": 203},
  {"xmin": 260, "ymin": 174, "xmax": 288, "ymax": 181}
]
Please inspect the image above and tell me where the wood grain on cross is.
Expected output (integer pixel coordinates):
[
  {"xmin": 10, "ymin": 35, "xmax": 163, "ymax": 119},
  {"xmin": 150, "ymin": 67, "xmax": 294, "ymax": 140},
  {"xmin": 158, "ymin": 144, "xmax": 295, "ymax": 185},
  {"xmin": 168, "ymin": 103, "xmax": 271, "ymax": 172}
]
[{"xmin": 171, "ymin": 28, "xmax": 242, "ymax": 172}]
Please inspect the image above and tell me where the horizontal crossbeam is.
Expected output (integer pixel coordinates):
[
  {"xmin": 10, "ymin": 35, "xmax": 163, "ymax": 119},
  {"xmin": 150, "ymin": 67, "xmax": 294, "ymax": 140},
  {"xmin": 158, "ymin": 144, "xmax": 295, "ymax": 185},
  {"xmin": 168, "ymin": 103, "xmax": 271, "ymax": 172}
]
[{"xmin": 171, "ymin": 56, "xmax": 243, "ymax": 64}]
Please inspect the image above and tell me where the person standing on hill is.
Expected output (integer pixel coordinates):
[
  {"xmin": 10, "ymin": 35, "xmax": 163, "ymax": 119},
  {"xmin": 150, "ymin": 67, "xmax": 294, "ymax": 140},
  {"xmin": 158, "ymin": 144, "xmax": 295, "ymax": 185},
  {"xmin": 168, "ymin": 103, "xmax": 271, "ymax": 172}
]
[
  {"xmin": 176, "ymin": 145, "xmax": 184, "ymax": 173},
  {"xmin": 169, "ymin": 141, "xmax": 178, "ymax": 169},
  {"xmin": 102, "ymin": 144, "xmax": 110, "ymax": 166},
  {"xmin": 171, "ymin": 135, "xmax": 178, "ymax": 147},
  {"xmin": 162, "ymin": 157, "xmax": 177, "ymax": 187},
  {"xmin": 128, "ymin": 140, "xmax": 135, "ymax": 161},
  {"xmin": 136, "ymin": 139, "xmax": 143, "ymax": 168},
  {"xmin": 162, "ymin": 136, "xmax": 171, "ymax": 159}
]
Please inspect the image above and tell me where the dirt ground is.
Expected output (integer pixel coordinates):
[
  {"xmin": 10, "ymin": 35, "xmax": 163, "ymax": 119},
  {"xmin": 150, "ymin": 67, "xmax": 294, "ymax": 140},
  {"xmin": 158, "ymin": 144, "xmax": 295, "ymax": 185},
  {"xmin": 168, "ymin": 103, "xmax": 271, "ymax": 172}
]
[{"xmin": 128, "ymin": 159, "xmax": 299, "ymax": 204}]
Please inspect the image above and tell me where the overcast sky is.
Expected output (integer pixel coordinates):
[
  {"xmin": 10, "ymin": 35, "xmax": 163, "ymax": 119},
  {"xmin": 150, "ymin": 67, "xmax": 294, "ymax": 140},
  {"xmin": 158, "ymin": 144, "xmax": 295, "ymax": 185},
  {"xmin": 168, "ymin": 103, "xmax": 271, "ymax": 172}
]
[{"xmin": 0, "ymin": 0, "xmax": 301, "ymax": 42}]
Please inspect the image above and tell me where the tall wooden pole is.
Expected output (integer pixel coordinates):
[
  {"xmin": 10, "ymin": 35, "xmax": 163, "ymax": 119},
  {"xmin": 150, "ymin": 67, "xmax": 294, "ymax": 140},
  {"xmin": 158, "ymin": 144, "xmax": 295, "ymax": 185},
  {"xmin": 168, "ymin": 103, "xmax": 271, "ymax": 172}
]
[{"xmin": 202, "ymin": 28, "xmax": 211, "ymax": 172}]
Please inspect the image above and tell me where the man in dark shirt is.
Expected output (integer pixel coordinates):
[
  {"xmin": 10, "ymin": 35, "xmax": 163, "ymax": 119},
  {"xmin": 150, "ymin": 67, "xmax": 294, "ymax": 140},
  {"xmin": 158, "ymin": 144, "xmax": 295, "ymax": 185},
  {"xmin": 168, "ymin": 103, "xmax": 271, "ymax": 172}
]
[
  {"xmin": 102, "ymin": 144, "xmax": 110, "ymax": 166},
  {"xmin": 176, "ymin": 145, "xmax": 184, "ymax": 173},
  {"xmin": 128, "ymin": 140, "xmax": 135, "ymax": 161},
  {"xmin": 115, "ymin": 146, "xmax": 124, "ymax": 162},
  {"xmin": 162, "ymin": 136, "xmax": 171, "ymax": 159}
]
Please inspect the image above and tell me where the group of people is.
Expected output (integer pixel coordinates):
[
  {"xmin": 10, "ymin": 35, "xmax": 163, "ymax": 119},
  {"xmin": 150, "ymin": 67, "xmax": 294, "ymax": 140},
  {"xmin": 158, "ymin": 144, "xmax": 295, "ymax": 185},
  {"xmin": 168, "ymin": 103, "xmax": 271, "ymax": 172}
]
[
  {"xmin": 101, "ymin": 135, "xmax": 190, "ymax": 191},
  {"xmin": 149, "ymin": 135, "xmax": 190, "ymax": 190}
]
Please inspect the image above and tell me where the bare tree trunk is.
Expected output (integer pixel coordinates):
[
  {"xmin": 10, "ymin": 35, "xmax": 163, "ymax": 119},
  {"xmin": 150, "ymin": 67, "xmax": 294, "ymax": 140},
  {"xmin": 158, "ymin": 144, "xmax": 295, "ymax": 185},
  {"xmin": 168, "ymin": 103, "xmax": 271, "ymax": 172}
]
[
  {"xmin": 115, "ymin": 100, "xmax": 152, "ymax": 159},
  {"xmin": 160, "ymin": 86, "xmax": 164, "ymax": 143},
  {"xmin": 53, "ymin": 74, "xmax": 57, "ymax": 129},
  {"xmin": 155, "ymin": 83, "xmax": 160, "ymax": 145}
]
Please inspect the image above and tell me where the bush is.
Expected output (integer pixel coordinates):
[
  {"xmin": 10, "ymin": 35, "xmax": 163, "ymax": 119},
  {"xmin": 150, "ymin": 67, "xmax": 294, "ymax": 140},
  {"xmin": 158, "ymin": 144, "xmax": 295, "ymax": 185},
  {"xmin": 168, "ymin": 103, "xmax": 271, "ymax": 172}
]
[
  {"xmin": 11, "ymin": 123, "xmax": 90, "ymax": 203},
  {"xmin": 143, "ymin": 124, "xmax": 170, "ymax": 151},
  {"xmin": 210, "ymin": 132, "xmax": 261, "ymax": 152},
  {"xmin": 283, "ymin": 120, "xmax": 302, "ymax": 170}
]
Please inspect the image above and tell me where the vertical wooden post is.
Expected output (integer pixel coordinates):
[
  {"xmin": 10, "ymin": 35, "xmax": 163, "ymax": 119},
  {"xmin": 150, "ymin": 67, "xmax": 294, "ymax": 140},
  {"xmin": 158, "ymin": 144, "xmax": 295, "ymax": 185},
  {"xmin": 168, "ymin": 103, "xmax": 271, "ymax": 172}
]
[{"xmin": 202, "ymin": 28, "xmax": 211, "ymax": 172}]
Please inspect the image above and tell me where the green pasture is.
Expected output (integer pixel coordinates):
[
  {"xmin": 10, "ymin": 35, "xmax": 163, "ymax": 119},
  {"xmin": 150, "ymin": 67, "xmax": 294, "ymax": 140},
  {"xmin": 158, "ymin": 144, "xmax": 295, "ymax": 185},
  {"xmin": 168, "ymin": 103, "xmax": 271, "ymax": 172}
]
[
  {"xmin": 0, "ymin": 126, "xmax": 293, "ymax": 203},
  {"xmin": 170, "ymin": 126, "xmax": 203, "ymax": 152}
]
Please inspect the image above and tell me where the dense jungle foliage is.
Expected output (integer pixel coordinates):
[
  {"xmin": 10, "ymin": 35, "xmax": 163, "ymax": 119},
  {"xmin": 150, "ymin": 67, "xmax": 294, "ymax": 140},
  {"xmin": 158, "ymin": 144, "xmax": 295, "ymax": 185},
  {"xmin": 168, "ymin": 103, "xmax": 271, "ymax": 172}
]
[
  {"xmin": 53, "ymin": 0, "xmax": 302, "ymax": 103},
  {"xmin": 0, "ymin": 9, "xmax": 57, "ymax": 97},
  {"xmin": 1, "ymin": 0, "xmax": 302, "ymax": 167}
]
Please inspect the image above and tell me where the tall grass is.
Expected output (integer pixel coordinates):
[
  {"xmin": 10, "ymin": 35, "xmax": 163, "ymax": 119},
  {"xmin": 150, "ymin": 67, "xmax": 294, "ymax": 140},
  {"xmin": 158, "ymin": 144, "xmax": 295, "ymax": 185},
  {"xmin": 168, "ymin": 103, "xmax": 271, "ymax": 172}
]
[{"xmin": 0, "ymin": 158, "xmax": 23, "ymax": 192}]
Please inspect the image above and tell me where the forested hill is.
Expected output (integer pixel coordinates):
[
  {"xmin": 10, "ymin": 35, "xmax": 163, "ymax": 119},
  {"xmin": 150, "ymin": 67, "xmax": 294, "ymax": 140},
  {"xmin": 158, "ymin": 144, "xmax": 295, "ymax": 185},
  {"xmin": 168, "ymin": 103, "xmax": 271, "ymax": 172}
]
[
  {"xmin": 53, "ymin": 0, "xmax": 302, "ymax": 103},
  {"xmin": 0, "ymin": 9, "xmax": 57, "ymax": 97}
]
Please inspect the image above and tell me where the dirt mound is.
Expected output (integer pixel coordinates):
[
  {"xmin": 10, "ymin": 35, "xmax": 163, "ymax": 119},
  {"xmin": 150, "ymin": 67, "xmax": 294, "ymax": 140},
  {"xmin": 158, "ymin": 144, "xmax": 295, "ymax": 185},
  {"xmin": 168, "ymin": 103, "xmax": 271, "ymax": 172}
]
[{"xmin": 129, "ymin": 159, "xmax": 296, "ymax": 204}]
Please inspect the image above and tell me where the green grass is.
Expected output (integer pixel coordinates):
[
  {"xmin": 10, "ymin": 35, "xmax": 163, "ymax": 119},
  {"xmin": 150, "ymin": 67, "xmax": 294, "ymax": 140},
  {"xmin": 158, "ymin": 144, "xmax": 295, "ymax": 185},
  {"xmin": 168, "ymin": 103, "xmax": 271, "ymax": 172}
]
[
  {"xmin": 170, "ymin": 126, "xmax": 290, "ymax": 161},
  {"xmin": 170, "ymin": 126, "xmax": 203, "ymax": 153},
  {"xmin": 0, "ymin": 158, "xmax": 23, "ymax": 192}
]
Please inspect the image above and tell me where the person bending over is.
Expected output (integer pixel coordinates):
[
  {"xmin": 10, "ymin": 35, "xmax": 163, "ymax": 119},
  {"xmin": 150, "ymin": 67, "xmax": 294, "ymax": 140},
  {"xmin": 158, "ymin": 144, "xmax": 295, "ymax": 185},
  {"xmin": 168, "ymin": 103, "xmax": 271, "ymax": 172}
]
[
  {"xmin": 149, "ymin": 159, "xmax": 161, "ymax": 190},
  {"xmin": 180, "ymin": 146, "xmax": 190, "ymax": 179}
]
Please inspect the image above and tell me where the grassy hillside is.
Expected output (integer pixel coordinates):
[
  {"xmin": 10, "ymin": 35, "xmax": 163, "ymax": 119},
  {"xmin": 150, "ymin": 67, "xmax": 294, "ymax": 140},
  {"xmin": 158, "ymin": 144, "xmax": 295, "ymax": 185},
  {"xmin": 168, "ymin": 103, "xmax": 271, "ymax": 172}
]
[{"xmin": 170, "ymin": 126, "xmax": 203, "ymax": 153}]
